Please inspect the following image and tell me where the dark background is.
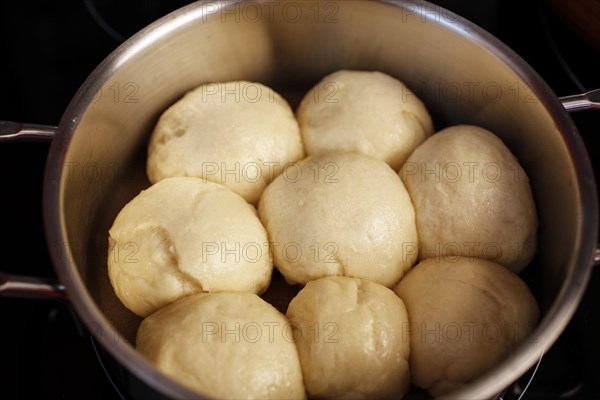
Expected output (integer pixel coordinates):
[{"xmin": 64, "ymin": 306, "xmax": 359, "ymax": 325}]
[{"xmin": 0, "ymin": 1, "xmax": 598, "ymax": 399}]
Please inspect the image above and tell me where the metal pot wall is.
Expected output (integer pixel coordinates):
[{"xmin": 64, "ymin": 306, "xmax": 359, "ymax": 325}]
[{"xmin": 1, "ymin": 1, "xmax": 599, "ymax": 399}]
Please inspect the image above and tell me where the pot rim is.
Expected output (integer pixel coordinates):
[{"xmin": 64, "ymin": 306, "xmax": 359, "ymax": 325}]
[{"xmin": 43, "ymin": 1, "xmax": 599, "ymax": 399}]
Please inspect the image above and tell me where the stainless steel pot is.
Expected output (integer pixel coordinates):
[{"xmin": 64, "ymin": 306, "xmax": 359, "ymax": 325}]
[{"xmin": 1, "ymin": 1, "xmax": 598, "ymax": 399}]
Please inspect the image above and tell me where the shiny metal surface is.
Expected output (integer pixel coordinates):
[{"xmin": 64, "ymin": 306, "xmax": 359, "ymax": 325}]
[
  {"xmin": 0, "ymin": 121, "xmax": 56, "ymax": 142},
  {"xmin": 40, "ymin": 0, "xmax": 598, "ymax": 399},
  {"xmin": 560, "ymin": 89, "xmax": 600, "ymax": 111},
  {"xmin": 0, "ymin": 272, "xmax": 67, "ymax": 301},
  {"xmin": 0, "ymin": 122, "xmax": 60, "ymax": 300}
]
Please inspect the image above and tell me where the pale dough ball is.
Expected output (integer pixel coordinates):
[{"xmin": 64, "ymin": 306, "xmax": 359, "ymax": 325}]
[
  {"xmin": 258, "ymin": 152, "xmax": 418, "ymax": 287},
  {"xmin": 394, "ymin": 257, "xmax": 539, "ymax": 396},
  {"xmin": 137, "ymin": 292, "xmax": 305, "ymax": 399},
  {"xmin": 399, "ymin": 125, "xmax": 538, "ymax": 273},
  {"xmin": 286, "ymin": 276, "xmax": 410, "ymax": 399},
  {"xmin": 147, "ymin": 81, "xmax": 304, "ymax": 204},
  {"xmin": 296, "ymin": 70, "xmax": 434, "ymax": 170},
  {"xmin": 108, "ymin": 177, "xmax": 272, "ymax": 317}
]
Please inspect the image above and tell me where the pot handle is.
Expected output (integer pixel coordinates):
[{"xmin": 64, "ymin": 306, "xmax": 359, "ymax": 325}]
[
  {"xmin": 558, "ymin": 94, "xmax": 600, "ymax": 267},
  {"xmin": 559, "ymin": 88, "xmax": 600, "ymax": 112},
  {"xmin": 0, "ymin": 121, "xmax": 68, "ymax": 301},
  {"xmin": 0, "ymin": 120, "xmax": 56, "ymax": 141},
  {"xmin": 0, "ymin": 272, "xmax": 68, "ymax": 301}
]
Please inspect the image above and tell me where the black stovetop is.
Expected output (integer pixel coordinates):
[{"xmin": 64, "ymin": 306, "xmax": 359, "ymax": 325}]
[{"xmin": 0, "ymin": 1, "xmax": 598, "ymax": 399}]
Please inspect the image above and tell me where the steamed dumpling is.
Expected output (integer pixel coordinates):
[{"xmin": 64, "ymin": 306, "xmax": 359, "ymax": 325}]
[
  {"xmin": 147, "ymin": 81, "xmax": 304, "ymax": 204},
  {"xmin": 108, "ymin": 177, "xmax": 272, "ymax": 317},
  {"xmin": 259, "ymin": 152, "xmax": 418, "ymax": 287},
  {"xmin": 287, "ymin": 276, "xmax": 410, "ymax": 399},
  {"xmin": 137, "ymin": 292, "xmax": 305, "ymax": 399},
  {"xmin": 394, "ymin": 257, "xmax": 539, "ymax": 396},
  {"xmin": 296, "ymin": 70, "xmax": 434, "ymax": 170},
  {"xmin": 400, "ymin": 125, "xmax": 537, "ymax": 272}
]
